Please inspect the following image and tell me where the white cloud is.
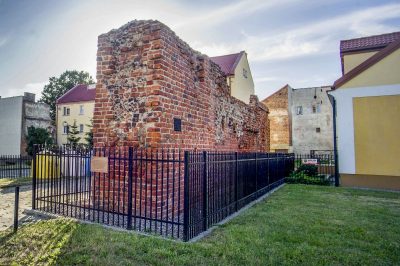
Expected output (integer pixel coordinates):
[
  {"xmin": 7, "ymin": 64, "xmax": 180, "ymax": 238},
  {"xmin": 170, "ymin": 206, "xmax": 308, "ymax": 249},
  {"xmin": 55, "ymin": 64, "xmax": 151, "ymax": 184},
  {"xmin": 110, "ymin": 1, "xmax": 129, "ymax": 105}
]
[
  {"xmin": 191, "ymin": 3, "xmax": 400, "ymax": 61},
  {"xmin": 1, "ymin": 81, "xmax": 47, "ymax": 99}
]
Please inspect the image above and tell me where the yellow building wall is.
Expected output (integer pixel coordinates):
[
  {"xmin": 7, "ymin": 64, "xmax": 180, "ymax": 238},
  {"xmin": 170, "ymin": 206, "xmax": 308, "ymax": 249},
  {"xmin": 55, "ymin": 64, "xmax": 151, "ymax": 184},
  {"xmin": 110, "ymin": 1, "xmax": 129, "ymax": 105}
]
[
  {"xmin": 340, "ymin": 48, "xmax": 400, "ymax": 89},
  {"xmin": 56, "ymin": 101, "xmax": 95, "ymax": 145},
  {"xmin": 229, "ymin": 54, "xmax": 255, "ymax": 104},
  {"xmin": 353, "ymin": 95, "xmax": 400, "ymax": 177},
  {"xmin": 342, "ymin": 51, "xmax": 377, "ymax": 74}
]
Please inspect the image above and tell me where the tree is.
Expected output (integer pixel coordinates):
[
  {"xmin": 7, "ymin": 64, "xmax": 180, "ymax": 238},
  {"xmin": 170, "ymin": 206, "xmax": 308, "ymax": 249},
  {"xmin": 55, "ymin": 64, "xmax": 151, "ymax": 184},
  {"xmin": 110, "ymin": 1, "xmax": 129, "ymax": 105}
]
[
  {"xmin": 26, "ymin": 126, "xmax": 54, "ymax": 156},
  {"xmin": 67, "ymin": 120, "xmax": 81, "ymax": 146},
  {"xmin": 40, "ymin": 70, "xmax": 94, "ymax": 124},
  {"xmin": 84, "ymin": 119, "xmax": 93, "ymax": 148}
]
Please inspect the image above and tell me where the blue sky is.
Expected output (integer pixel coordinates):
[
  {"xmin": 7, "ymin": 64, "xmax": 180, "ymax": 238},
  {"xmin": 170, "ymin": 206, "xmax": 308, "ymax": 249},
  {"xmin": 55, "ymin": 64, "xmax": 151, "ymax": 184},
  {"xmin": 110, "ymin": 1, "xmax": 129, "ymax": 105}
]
[{"xmin": 0, "ymin": 0, "xmax": 399, "ymax": 100}]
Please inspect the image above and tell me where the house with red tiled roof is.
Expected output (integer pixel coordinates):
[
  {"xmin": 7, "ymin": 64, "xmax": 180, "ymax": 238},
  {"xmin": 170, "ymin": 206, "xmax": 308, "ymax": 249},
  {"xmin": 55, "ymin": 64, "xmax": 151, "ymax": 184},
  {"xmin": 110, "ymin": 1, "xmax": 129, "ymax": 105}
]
[
  {"xmin": 56, "ymin": 84, "xmax": 96, "ymax": 145},
  {"xmin": 328, "ymin": 31, "xmax": 400, "ymax": 190},
  {"xmin": 210, "ymin": 51, "xmax": 255, "ymax": 104}
]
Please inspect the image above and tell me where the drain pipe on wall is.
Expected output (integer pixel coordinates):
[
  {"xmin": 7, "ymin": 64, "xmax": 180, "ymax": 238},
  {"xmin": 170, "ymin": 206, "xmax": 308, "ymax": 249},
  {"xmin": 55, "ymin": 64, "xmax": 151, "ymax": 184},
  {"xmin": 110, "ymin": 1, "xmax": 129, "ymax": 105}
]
[{"xmin": 328, "ymin": 93, "xmax": 340, "ymax": 187}]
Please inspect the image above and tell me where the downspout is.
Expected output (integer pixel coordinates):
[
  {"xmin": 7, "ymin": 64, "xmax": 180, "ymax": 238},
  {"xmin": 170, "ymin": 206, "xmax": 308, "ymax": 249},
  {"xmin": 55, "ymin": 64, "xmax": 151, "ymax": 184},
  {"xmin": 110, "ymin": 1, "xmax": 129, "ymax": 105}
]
[{"xmin": 328, "ymin": 93, "xmax": 339, "ymax": 187}]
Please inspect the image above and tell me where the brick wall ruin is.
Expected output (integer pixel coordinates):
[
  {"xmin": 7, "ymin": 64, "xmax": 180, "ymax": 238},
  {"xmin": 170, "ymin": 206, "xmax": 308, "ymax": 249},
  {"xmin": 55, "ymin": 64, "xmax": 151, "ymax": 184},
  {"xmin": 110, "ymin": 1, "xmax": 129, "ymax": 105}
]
[
  {"xmin": 93, "ymin": 20, "xmax": 268, "ymax": 151},
  {"xmin": 91, "ymin": 20, "xmax": 269, "ymax": 222}
]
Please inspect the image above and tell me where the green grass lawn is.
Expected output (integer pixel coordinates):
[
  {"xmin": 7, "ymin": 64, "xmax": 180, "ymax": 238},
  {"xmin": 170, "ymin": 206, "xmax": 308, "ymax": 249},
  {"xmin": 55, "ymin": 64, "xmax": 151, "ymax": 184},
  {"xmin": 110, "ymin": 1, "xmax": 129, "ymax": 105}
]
[{"xmin": 1, "ymin": 184, "xmax": 399, "ymax": 265}]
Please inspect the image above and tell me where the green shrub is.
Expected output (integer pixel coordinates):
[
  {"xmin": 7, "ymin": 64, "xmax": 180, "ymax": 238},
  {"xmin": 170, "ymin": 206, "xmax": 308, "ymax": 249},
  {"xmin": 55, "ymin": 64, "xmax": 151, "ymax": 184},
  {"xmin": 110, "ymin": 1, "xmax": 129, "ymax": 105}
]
[
  {"xmin": 287, "ymin": 164, "xmax": 331, "ymax": 186},
  {"xmin": 296, "ymin": 164, "xmax": 318, "ymax": 177}
]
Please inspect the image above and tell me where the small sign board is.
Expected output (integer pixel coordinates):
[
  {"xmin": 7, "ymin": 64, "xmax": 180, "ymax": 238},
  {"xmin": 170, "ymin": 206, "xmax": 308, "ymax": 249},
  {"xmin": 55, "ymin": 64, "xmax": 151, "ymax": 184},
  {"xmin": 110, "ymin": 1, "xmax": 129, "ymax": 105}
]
[
  {"xmin": 302, "ymin": 159, "xmax": 318, "ymax": 165},
  {"xmin": 91, "ymin": 156, "xmax": 109, "ymax": 173}
]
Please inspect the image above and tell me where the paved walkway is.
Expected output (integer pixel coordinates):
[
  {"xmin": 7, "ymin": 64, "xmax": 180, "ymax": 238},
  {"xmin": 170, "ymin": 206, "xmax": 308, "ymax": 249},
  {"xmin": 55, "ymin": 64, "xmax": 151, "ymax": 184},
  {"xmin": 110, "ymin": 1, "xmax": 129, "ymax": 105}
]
[{"xmin": 0, "ymin": 185, "xmax": 34, "ymax": 231}]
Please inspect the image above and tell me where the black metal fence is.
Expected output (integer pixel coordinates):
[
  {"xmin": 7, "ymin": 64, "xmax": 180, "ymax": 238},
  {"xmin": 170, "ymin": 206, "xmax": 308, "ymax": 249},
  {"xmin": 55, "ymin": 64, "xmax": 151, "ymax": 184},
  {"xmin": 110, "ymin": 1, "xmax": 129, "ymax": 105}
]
[
  {"xmin": 287, "ymin": 154, "xmax": 336, "ymax": 185},
  {"xmin": 0, "ymin": 155, "xmax": 32, "ymax": 179},
  {"xmin": 32, "ymin": 145, "xmax": 294, "ymax": 241}
]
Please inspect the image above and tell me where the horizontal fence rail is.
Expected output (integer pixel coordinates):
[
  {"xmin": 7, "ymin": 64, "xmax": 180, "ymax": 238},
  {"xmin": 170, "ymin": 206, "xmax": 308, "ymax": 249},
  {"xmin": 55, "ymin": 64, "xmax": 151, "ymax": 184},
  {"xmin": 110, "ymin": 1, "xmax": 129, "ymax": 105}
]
[
  {"xmin": 32, "ymin": 145, "xmax": 295, "ymax": 241},
  {"xmin": 0, "ymin": 155, "xmax": 32, "ymax": 179}
]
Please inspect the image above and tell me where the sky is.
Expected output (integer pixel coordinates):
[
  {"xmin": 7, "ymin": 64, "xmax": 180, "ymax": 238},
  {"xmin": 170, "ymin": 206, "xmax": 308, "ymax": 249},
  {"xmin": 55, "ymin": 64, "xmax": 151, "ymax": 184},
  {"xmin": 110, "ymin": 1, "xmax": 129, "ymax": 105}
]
[{"xmin": 0, "ymin": 0, "xmax": 399, "ymax": 101}]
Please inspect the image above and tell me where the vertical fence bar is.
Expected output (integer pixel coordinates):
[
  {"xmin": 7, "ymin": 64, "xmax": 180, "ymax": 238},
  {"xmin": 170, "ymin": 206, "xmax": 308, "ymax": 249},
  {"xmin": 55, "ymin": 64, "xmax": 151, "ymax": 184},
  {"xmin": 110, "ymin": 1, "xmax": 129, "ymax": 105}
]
[
  {"xmin": 127, "ymin": 147, "xmax": 133, "ymax": 230},
  {"xmin": 202, "ymin": 151, "xmax": 208, "ymax": 231},
  {"xmin": 14, "ymin": 186, "xmax": 20, "ymax": 233},
  {"xmin": 32, "ymin": 145, "xmax": 37, "ymax": 210},
  {"xmin": 235, "ymin": 152, "xmax": 238, "ymax": 211},
  {"xmin": 183, "ymin": 151, "xmax": 189, "ymax": 241}
]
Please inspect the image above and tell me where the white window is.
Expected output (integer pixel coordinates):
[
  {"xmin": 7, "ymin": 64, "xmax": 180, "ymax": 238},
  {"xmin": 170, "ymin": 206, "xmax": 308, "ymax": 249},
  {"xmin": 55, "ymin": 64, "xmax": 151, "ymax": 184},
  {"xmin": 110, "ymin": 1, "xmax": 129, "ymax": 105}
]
[
  {"xmin": 79, "ymin": 105, "xmax": 84, "ymax": 115},
  {"xmin": 63, "ymin": 125, "xmax": 69, "ymax": 134},
  {"xmin": 243, "ymin": 68, "xmax": 248, "ymax": 78},
  {"xmin": 79, "ymin": 124, "xmax": 84, "ymax": 133},
  {"xmin": 296, "ymin": 106, "xmax": 303, "ymax": 115},
  {"xmin": 63, "ymin": 107, "xmax": 70, "ymax": 116}
]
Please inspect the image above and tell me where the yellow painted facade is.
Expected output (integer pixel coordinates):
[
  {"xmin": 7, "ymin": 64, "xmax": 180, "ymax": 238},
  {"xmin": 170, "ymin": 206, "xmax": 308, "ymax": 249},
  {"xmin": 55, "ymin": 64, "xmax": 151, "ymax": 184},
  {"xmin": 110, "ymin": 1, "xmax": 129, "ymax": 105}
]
[
  {"xmin": 341, "ymin": 174, "xmax": 400, "ymax": 190},
  {"xmin": 353, "ymin": 95, "xmax": 400, "ymax": 176},
  {"xmin": 56, "ymin": 101, "xmax": 94, "ymax": 145},
  {"xmin": 229, "ymin": 54, "xmax": 255, "ymax": 104},
  {"xmin": 340, "ymin": 48, "xmax": 400, "ymax": 88},
  {"xmin": 342, "ymin": 51, "xmax": 377, "ymax": 74}
]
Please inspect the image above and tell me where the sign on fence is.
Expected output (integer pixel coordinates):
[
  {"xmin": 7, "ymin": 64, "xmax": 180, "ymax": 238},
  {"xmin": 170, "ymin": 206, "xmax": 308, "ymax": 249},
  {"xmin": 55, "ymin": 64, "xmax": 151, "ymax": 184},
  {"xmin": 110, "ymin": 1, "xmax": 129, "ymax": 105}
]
[
  {"xmin": 91, "ymin": 156, "xmax": 108, "ymax": 173},
  {"xmin": 302, "ymin": 159, "xmax": 318, "ymax": 165}
]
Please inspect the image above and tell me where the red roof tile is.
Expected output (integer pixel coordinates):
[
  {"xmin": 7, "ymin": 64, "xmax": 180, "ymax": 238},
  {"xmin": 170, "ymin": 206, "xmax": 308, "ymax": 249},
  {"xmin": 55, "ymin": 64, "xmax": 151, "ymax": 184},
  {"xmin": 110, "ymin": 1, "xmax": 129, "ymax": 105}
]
[
  {"xmin": 340, "ymin": 31, "xmax": 400, "ymax": 53},
  {"xmin": 210, "ymin": 51, "xmax": 244, "ymax": 76},
  {"xmin": 57, "ymin": 84, "xmax": 96, "ymax": 104}
]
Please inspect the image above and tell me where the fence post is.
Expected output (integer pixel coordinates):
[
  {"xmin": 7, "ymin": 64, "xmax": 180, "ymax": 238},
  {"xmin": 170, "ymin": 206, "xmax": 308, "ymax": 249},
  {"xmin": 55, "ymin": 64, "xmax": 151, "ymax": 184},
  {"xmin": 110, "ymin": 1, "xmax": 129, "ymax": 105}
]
[
  {"xmin": 19, "ymin": 155, "xmax": 22, "ymax": 178},
  {"xmin": 127, "ymin": 147, "xmax": 133, "ymax": 230},
  {"xmin": 183, "ymin": 151, "xmax": 190, "ymax": 241},
  {"xmin": 14, "ymin": 186, "xmax": 20, "ymax": 233},
  {"xmin": 202, "ymin": 151, "xmax": 208, "ymax": 231},
  {"xmin": 32, "ymin": 145, "xmax": 37, "ymax": 210},
  {"xmin": 255, "ymin": 152, "xmax": 258, "ymax": 196},
  {"xmin": 235, "ymin": 152, "xmax": 238, "ymax": 212}
]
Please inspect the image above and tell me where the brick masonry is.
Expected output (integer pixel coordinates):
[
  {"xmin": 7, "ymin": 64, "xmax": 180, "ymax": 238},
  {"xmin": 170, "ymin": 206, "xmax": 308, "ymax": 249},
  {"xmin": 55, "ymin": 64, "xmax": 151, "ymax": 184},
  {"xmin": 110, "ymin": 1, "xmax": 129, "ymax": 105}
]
[
  {"xmin": 262, "ymin": 85, "xmax": 291, "ymax": 152},
  {"xmin": 93, "ymin": 20, "xmax": 268, "ymax": 151},
  {"xmin": 91, "ymin": 20, "xmax": 269, "ymax": 220}
]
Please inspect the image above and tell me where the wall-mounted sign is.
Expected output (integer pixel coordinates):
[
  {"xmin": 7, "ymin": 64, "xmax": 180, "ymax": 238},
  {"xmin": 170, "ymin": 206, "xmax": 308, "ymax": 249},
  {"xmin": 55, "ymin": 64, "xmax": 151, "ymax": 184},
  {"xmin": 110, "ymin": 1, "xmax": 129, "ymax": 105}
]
[
  {"xmin": 91, "ymin": 156, "xmax": 109, "ymax": 173},
  {"xmin": 302, "ymin": 159, "xmax": 318, "ymax": 165}
]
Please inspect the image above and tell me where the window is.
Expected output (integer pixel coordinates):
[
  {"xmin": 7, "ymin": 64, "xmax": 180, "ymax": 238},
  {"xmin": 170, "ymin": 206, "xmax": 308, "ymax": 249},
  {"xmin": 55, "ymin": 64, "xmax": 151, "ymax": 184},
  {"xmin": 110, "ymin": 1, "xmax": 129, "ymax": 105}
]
[
  {"xmin": 63, "ymin": 125, "xmax": 69, "ymax": 134},
  {"xmin": 79, "ymin": 105, "xmax": 84, "ymax": 115},
  {"xmin": 296, "ymin": 106, "xmax": 303, "ymax": 115},
  {"xmin": 316, "ymin": 127, "xmax": 321, "ymax": 133},
  {"xmin": 312, "ymin": 104, "xmax": 321, "ymax": 114},
  {"xmin": 63, "ymin": 107, "xmax": 70, "ymax": 116},
  {"xmin": 79, "ymin": 124, "xmax": 84, "ymax": 133},
  {"xmin": 173, "ymin": 118, "xmax": 182, "ymax": 132},
  {"xmin": 243, "ymin": 68, "xmax": 248, "ymax": 78}
]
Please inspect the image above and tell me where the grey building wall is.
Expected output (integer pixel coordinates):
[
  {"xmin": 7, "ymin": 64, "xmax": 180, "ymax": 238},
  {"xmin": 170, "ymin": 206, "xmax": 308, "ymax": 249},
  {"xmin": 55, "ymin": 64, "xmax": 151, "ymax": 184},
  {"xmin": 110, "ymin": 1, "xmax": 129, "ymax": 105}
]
[
  {"xmin": 0, "ymin": 96, "xmax": 23, "ymax": 155},
  {"xmin": 290, "ymin": 86, "xmax": 334, "ymax": 154}
]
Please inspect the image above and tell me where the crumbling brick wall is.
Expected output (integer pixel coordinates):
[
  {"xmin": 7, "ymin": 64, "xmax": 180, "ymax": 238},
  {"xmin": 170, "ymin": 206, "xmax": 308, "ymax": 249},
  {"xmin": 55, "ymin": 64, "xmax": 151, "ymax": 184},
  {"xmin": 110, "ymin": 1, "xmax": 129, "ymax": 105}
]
[
  {"xmin": 91, "ymin": 20, "xmax": 269, "ymax": 223},
  {"xmin": 93, "ymin": 20, "xmax": 268, "ymax": 151}
]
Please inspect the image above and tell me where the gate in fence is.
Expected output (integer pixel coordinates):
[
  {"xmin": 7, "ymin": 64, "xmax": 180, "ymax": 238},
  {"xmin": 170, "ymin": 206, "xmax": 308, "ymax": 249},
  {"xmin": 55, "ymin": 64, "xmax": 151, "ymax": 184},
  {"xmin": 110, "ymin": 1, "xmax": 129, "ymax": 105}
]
[{"xmin": 32, "ymin": 145, "xmax": 294, "ymax": 241}]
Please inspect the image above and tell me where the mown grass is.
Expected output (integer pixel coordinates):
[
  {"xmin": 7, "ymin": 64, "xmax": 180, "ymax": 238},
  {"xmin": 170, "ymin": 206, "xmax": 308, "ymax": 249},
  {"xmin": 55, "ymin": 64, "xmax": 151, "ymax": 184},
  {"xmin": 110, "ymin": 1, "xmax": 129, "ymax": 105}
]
[
  {"xmin": 1, "ymin": 184, "xmax": 399, "ymax": 265},
  {"xmin": 0, "ymin": 177, "xmax": 32, "ymax": 188}
]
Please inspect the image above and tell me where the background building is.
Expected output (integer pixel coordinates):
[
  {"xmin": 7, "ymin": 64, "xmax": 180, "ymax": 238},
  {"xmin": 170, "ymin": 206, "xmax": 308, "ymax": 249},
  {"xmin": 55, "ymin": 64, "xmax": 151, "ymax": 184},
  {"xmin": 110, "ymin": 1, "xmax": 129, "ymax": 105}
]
[
  {"xmin": 56, "ymin": 84, "xmax": 95, "ymax": 145},
  {"xmin": 0, "ymin": 93, "xmax": 52, "ymax": 155},
  {"xmin": 211, "ymin": 51, "xmax": 255, "ymax": 104},
  {"xmin": 262, "ymin": 85, "xmax": 333, "ymax": 154},
  {"xmin": 330, "ymin": 31, "xmax": 400, "ymax": 190}
]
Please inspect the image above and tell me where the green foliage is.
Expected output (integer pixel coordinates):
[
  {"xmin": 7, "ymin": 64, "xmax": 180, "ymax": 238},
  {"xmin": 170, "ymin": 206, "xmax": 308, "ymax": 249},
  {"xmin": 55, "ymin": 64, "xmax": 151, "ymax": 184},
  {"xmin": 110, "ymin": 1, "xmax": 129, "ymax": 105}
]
[
  {"xmin": 287, "ymin": 164, "xmax": 330, "ymax": 185},
  {"xmin": 39, "ymin": 70, "xmax": 94, "ymax": 124},
  {"xmin": 84, "ymin": 119, "xmax": 93, "ymax": 148},
  {"xmin": 26, "ymin": 126, "xmax": 53, "ymax": 156},
  {"xmin": 67, "ymin": 120, "xmax": 81, "ymax": 146}
]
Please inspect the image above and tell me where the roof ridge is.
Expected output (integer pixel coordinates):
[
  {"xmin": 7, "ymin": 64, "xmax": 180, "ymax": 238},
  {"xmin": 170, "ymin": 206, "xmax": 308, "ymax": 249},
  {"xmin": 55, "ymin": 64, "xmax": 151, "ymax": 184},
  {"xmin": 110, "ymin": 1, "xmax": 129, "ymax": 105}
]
[
  {"xmin": 209, "ymin": 51, "xmax": 242, "ymax": 58},
  {"xmin": 341, "ymin": 31, "xmax": 400, "ymax": 43}
]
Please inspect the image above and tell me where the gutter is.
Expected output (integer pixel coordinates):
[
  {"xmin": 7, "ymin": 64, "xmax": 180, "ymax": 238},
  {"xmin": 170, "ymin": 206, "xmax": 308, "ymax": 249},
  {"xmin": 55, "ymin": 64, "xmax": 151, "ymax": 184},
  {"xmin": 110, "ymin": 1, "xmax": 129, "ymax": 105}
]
[{"xmin": 327, "ymin": 92, "xmax": 340, "ymax": 187}]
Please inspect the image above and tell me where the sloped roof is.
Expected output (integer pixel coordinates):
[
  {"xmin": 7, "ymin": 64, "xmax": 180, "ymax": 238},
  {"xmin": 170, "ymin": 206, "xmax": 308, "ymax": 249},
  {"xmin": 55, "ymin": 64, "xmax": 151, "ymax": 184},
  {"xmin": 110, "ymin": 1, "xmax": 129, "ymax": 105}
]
[
  {"xmin": 57, "ymin": 84, "xmax": 96, "ymax": 104},
  {"xmin": 261, "ymin": 84, "xmax": 289, "ymax": 103},
  {"xmin": 334, "ymin": 38, "xmax": 400, "ymax": 88},
  {"xmin": 340, "ymin": 31, "xmax": 400, "ymax": 54},
  {"xmin": 210, "ymin": 51, "xmax": 244, "ymax": 76}
]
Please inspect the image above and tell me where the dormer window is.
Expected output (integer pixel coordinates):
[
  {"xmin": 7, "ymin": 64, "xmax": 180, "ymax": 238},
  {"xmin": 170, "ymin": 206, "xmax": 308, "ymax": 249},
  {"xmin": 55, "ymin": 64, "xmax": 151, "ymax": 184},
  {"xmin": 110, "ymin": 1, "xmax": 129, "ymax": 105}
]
[{"xmin": 243, "ymin": 68, "xmax": 248, "ymax": 78}]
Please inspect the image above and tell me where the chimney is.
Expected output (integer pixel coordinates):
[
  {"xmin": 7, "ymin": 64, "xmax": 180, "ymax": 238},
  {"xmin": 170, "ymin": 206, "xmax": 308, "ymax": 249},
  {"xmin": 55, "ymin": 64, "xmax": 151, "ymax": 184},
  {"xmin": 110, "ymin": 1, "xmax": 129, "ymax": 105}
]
[{"xmin": 24, "ymin": 92, "xmax": 36, "ymax": 102}]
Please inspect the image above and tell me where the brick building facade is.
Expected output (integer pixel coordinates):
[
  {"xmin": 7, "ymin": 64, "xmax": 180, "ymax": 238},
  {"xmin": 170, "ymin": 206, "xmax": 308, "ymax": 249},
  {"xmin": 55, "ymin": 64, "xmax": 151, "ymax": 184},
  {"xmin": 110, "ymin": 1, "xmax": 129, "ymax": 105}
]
[{"xmin": 92, "ymin": 20, "xmax": 268, "ymax": 151}]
